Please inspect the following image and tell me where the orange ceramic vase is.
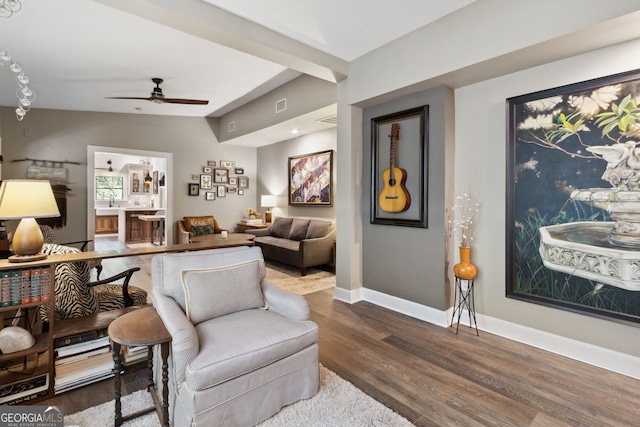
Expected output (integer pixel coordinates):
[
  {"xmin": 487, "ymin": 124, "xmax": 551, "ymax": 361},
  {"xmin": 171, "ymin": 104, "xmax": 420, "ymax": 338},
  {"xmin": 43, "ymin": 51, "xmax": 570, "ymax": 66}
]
[{"xmin": 453, "ymin": 246, "xmax": 477, "ymax": 280}]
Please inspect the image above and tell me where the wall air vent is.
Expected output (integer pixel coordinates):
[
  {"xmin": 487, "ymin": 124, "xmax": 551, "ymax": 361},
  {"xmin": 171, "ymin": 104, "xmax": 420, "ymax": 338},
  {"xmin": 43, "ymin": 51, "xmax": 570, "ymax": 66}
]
[
  {"xmin": 228, "ymin": 121, "xmax": 235, "ymax": 133},
  {"xmin": 275, "ymin": 98, "xmax": 286, "ymax": 113},
  {"xmin": 316, "ymin": 114, "xmax": 337, "ymax": 125}
]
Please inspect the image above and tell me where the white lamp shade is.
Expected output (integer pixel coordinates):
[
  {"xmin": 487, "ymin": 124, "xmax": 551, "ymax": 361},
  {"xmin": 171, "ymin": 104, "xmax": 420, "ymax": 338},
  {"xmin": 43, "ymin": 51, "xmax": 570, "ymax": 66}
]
[
  {"xmin": 0, "ymin": 180, "xmax": 60, "ymax": 219},
  {"xmin": 261, "ymin": 195, "xmax": 277, "ymax": 208}
]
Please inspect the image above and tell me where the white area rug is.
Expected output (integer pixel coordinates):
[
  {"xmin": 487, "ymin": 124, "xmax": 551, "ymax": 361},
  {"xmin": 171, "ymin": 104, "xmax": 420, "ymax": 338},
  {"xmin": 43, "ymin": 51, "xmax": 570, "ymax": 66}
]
[{"xmin": 65, "ymin": 366, "xmax": 413, "ymax": 426}]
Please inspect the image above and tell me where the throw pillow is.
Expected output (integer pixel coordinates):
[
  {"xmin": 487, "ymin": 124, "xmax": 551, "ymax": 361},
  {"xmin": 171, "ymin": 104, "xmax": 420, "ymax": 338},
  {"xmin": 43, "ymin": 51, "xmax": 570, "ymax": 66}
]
[
  {"xmin": 271, "ymin": 217, "xmax": 293, "ymax": 238},
  {"xmin": 288, "ymin": 218, "xmax": 310, "ymax": 241},
  {"xmin": 191, "ymin": 224, "xmax": 215, "ymax": 237},
  {"xmin": 306, "ymin": 220, "xmax": 330, "ymax": 239},
  {"xmin": 181, "ymin": 259, "xmax": 267, "ymax": 324}
]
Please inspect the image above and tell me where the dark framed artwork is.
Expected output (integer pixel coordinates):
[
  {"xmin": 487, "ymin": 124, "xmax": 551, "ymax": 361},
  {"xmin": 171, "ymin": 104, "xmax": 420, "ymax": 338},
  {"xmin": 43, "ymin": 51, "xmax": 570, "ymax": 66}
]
[
  {"xmin": 188, "ymin": 183, "xmax": 199, "ymax": 196},
  {"xmin": 371, "ymin": 106, "xmax": 428, "ymax": 227},
  {"xmin": 507, "ymin": 68, "xmax": 640, "ymax": 325},
  {"xmin": 288, "ymin": 150, "xmax": 332, "ymax": 206},
  {"xmin": 217, "ymin": 185, "xmax": 226, "ymax": 197},
  {"xmin": 205, "ymin": 191, "xmax": 215, "ymax": 201},
  {"xmin": 234, "ymin": 168, "xmax": 244, "ymax": 174},
  {"xmin": 213, "ymin": 168, "xmax": 229, "ymax": 184}
]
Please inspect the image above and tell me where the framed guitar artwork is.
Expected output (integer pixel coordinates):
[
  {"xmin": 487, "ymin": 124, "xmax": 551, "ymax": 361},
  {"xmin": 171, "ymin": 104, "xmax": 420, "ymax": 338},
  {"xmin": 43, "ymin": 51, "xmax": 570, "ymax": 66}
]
[{"xmin": 371, "ymin": 106, "xmax": 429, "ymax": 227}]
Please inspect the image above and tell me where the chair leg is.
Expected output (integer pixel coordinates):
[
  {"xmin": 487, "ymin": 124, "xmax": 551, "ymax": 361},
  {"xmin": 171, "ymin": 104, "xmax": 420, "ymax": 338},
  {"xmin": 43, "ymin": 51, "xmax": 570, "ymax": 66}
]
[{"xmin": 95, "ymin": 264, "xmax": 103, "ymax": 280}]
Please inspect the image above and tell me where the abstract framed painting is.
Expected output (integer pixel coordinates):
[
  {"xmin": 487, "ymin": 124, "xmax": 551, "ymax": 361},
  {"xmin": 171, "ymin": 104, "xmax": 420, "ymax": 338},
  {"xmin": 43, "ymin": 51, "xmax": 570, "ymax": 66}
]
[{"xmin": 288, "ymin": 150, "xmax": 332, "ymax": 206}]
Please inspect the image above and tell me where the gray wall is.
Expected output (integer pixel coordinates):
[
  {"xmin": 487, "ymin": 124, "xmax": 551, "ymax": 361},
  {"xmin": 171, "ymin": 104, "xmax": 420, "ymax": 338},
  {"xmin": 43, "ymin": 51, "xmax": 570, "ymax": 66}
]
[
  {"xmin": 362, "ymin": 86, "xmax": 453, "ymax": 309},
  {"xmin": 217, "ymin": 75, "xmax": 337, "ymax": 143},
  {"xmin": 256, "ymin": 127, "xmax": 336, "ymax": 220},
  {"xmin": 0, "ymin": 108, "xmax": 256, "ymax": 244}
]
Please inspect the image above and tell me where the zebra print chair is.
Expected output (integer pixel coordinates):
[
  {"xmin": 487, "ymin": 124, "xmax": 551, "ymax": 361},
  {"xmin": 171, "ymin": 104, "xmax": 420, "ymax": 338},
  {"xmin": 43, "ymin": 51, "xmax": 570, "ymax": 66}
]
[
  {"xmin": 39, "ymin": 224, "xmax": 102, "ymax": 278},
  {"xmin": 40, "ymin": 243, "xmax": 147, "ymax": 322}
]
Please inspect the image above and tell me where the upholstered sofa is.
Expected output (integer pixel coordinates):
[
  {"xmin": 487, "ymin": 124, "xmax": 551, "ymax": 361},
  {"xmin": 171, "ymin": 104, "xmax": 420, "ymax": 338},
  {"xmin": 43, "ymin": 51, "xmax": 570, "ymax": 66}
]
[
  {"xmin": 177, "ymin": 215, "xmax": 228, "ymax": 244},
  {"xmin": 249, "ymin": 217, "xmax": 335, "ymax": 275},
  {"xmin": 151, "ymin": 246, "xmax": 319, "ymax": 426}
]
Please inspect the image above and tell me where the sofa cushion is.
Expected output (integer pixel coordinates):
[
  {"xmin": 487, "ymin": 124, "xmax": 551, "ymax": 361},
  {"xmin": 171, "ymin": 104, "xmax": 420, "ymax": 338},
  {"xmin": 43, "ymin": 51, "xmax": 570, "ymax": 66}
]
[
  {"xmin": 306, "ymin": 220, "xmax": 331, "ymax": 239},
  {"xmin": 254, "ymin": 236, "xmax": 300, "ymax": 251},
  {"xmin": 184, "ymin": 216, "xmax": 215, "ymax": 232},
  {"xmin": 288, "ymin": 219, "xmax": 310, "ymax": 241},
  {"xmin": 271, "ymin": 217, "xmax": 293, "ymax": 238},
  {"xmin": 181, "ymin": 259, "xmax": 267, "ymax": 324},
  {"xmin": 186, "ymin": 309, "xmax": 318, "ymax": 391},
  {"xmin": 191, "ymin": 224, "xmax": 215, "ymax": 237}
]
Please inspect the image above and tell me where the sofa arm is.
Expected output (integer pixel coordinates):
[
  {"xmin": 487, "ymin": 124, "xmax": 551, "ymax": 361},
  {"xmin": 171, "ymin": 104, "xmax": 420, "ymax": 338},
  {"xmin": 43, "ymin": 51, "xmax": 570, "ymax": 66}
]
[
  {"xmin": 261, "ymin": 279, "xmax": 310, "ymax": 321},
  {"xmin": 248, "ymin": 226, "xmax": 272, "ymax": 237},
  {"xmin": 151, "ymin": 288, "xmax": 199, "ymax": 385},
  {"xmin": 300, "ymin": 228, "xmax": 336, "ymax": 264}
]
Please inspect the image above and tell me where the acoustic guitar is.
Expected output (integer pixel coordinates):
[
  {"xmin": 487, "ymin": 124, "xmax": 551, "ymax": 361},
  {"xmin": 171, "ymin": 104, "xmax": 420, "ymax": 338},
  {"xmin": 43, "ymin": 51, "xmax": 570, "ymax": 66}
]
[{"xmin": 379, "ymin": 123, "xmax": 411, "ymax": 212}]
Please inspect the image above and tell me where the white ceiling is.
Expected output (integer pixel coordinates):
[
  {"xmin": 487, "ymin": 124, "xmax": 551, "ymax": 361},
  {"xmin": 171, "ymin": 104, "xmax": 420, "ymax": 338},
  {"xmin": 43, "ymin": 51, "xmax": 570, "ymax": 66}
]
[{"xmin": 0, "ymin": 0, "xmax": 474, "ymax": 143}]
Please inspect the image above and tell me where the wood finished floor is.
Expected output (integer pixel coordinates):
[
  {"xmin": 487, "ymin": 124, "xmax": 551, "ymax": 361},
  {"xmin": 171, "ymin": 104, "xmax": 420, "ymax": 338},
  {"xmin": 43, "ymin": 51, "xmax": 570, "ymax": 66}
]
[{"xmin": 43, "ymin": 236, "xmax": 640, "ymax": 425}]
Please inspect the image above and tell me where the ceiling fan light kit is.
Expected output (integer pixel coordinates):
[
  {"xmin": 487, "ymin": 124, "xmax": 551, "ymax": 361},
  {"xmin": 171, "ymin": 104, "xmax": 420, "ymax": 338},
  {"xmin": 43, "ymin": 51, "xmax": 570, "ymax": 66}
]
[{"xmin": 106, "ymin": 78, "xmax": 209, "ymax": 105}]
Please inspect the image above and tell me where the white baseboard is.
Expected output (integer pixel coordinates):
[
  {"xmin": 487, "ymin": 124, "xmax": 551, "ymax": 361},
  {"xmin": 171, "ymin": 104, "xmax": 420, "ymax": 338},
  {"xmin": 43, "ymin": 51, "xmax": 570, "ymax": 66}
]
[{"xmin": 333, "ymin": 287, "xmax": 640, "ymax": 380}]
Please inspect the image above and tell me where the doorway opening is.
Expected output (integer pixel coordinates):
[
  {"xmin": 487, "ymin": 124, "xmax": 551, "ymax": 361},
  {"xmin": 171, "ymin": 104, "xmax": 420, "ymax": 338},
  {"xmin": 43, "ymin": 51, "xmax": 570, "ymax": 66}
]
[{"xmin": 87, "ymin": 145, "xmax": 173, "ymax": 251}]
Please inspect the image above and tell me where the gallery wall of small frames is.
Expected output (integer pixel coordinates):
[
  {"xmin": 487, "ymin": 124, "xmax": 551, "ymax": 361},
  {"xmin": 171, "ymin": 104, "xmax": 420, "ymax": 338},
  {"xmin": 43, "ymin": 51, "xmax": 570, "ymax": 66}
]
[{"xmin": 188, "ymin": 160, "xmax": 249, "ymax": 200}]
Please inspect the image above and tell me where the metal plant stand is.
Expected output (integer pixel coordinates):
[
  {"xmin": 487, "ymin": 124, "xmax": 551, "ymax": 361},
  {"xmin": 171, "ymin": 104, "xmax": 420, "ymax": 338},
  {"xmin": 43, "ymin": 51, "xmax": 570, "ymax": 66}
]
[{"xmin": 451, "ymin": 277, "xmax": 479, "ymax": 336}]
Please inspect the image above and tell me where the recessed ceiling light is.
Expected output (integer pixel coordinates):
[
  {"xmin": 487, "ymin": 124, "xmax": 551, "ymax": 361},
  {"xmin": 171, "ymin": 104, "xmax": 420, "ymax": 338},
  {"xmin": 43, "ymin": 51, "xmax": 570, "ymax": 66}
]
[{"xmin": 290, "ymin": 128, "xmax": 299, "ymax": 135}]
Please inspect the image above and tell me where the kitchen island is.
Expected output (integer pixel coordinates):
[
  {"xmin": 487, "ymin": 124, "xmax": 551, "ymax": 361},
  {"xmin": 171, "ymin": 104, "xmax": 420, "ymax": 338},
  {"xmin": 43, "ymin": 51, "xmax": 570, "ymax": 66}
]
[{"xmin": 115, "ymin": 207, "xmax": 164, "ymax": 243}]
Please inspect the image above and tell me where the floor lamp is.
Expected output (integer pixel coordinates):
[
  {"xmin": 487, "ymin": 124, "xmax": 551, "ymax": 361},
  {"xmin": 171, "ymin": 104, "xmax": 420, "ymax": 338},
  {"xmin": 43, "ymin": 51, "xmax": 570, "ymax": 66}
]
[{"xmin": 0, "ymin": 180, "xmax": 61, "ymax": 262}]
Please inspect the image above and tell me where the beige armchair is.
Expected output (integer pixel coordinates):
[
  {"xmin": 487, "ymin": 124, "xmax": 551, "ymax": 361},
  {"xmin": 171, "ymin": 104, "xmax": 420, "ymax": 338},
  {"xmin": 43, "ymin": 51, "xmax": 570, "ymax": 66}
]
[
  {"xmin": 176, "ymin": 215, "xmax": 228, "ymax": 244},
  {"xmin": 151, "ymin": 246, "xmax": 319, "ymax": 426}
]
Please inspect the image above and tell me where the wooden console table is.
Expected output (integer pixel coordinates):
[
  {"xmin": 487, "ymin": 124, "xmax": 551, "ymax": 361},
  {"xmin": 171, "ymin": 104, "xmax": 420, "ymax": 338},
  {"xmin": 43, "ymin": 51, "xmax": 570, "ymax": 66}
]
[{"xmin": 236, "ymin": 222, "xmax": 270, "ymax": 233}]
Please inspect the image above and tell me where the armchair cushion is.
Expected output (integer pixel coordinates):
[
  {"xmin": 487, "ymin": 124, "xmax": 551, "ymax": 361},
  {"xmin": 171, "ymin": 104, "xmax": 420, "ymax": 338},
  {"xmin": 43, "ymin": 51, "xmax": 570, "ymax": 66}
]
[
  {"xmin": 181, "ymin": 259, "xmax": 267, "ymax": 324},
  {"xmin": 190, "ymin": 224, "xmax": 214, "ymax": 237},
  {"xmin": 186, "ymin": 309, "xmax": 318, "ymax": 391},
  {"xmin": 184, "ymin": 216, "xmax": 216, "ymax": 232}
]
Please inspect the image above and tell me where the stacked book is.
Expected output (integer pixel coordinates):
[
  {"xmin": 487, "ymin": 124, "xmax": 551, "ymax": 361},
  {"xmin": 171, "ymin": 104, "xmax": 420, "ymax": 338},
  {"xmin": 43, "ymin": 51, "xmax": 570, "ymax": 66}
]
[
  {"xmin": 54, "ymin": 331, "xmax": 113, "ymax": 393},
  {"xmin": 0, "ymin": 266, "xmax": 52, "ymax": 307},
  {"xmin": 121, "ymin": 345, "xmax": 148, "ymax": 366},
  {"xmin": 0, "ymin": 374, "xmax": 49, "ymax": 405}
]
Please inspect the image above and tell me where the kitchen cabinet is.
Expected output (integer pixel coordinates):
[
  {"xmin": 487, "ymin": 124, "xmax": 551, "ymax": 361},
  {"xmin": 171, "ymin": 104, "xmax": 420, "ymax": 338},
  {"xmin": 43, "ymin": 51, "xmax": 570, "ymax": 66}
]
[{"xmin": 95, "ymin": 215, "xmax": 118, "ymax": 234}]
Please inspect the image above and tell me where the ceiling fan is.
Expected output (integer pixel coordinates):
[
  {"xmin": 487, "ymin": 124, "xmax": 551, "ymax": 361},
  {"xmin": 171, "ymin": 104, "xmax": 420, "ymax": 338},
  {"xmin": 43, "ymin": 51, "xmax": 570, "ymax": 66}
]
[{"xmin": 106, "ymin": 78, "xmax": 209, "ymax": 105}]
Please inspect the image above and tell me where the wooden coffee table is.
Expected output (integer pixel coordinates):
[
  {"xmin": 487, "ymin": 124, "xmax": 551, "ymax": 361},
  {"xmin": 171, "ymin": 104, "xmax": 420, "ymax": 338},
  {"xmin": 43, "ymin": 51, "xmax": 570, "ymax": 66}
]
[{"xmin": 190, "ymin": 233, "xmax": 255, "ymax": 247}]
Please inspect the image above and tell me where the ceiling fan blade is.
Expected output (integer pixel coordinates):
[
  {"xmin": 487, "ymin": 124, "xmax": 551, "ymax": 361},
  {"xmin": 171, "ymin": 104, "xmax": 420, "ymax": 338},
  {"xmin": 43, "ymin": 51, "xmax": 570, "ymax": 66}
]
[
  {"xmin": 105, "ymin": 96, "xmax": 154, "ymax": 101},
  {"xmin": 161, "ymin": 98, "xmax": 209, "ymax": 105}
]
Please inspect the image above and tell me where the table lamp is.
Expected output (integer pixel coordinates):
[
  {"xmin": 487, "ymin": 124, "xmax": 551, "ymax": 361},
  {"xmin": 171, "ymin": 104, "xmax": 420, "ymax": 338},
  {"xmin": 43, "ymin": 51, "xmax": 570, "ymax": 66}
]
[
  {"xmin": 0, "ymin": 180, "xmax": 60, "ymax": 262},
  {"xmin": 261, "ymin": 195, "xmax": 277, "ymax": 223}
]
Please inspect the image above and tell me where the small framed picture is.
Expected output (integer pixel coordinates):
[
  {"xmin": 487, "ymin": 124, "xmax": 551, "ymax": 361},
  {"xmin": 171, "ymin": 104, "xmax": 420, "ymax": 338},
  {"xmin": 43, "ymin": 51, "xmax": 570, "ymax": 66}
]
[
  {"xmin": 188, "ymin": 183, "xmax": 199, "ymax": 196},
  {"xmin": 214, "ymin": 168, "xmax": 229, "ymax": 183},
  {"xmin": 203, "ymin": 166, "xmax": 213, "ymax": 173},
  {"xmin": 220, "ymin": 160, "xmax": 235, "ymax": 168},
  {"xmin": 200, "ymin": 174, "xmax": 212, "ymax": 190},
  {"xmin": 205, "ymin": 192, "xmax": 216, "ymax": 201},
  {"xmin": 207, "ymin": 160, "xmax": 216, "ymax": 166},
  {"xmin": 217, "ymin": 185, "xmax": 226, "ymax": 197},
  {"xmin": 238, "ymin": 189, "xmax": 244, "ymax": 195},
  {"xmin": 238, "ymin": 176, "xmax": 249, "ymax": 189},
  {"xmin": 229, "ymin": 177, "xmax": 238, "ymax": 185},
  {"xmin": 227, "ymin": 187, "xmax": 237, "ymax": 193},
  {"xmin": 234, "ymin": 168, "xmax": 244, "ymax": 174},
  {"xmin": 192, "ymin": 174, "xmax": 199, "ymax": 180}
]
